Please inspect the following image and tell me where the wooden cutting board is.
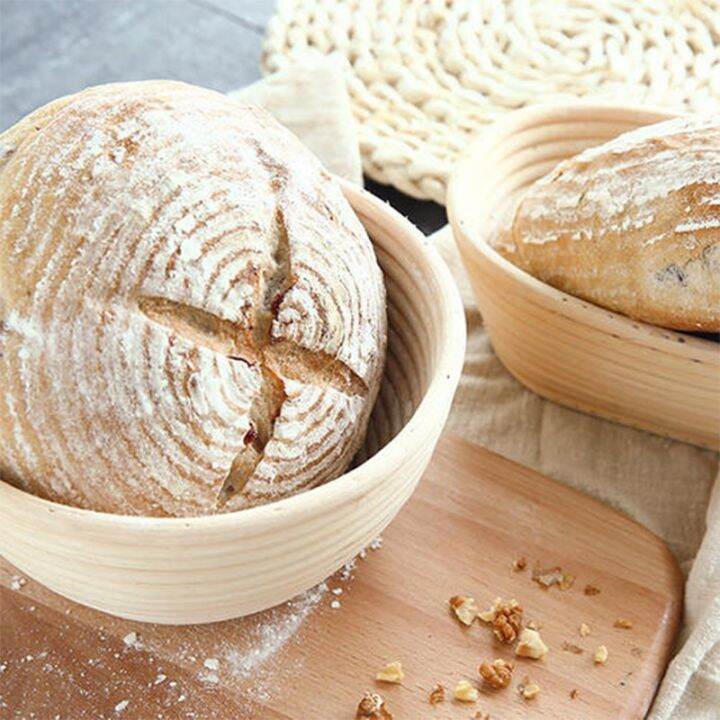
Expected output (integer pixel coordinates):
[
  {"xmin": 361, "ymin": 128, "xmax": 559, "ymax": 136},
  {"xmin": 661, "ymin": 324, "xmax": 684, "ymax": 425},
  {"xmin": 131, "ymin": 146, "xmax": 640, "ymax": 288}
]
[{"xmin": 0, "ymin": 435, "xmax": 683, "ymax": 720}]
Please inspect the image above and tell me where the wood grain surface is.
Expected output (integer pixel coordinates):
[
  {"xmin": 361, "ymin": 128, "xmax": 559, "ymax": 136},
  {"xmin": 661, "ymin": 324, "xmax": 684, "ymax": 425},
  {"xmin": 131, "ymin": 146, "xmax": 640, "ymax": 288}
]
[{"xmin": 0, "ymin": 434, "xmax": 683, "ymax": 719}]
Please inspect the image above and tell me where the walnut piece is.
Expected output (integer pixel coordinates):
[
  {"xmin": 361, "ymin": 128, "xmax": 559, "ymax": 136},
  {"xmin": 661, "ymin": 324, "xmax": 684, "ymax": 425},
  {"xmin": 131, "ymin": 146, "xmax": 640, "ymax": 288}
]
[
  {"xmin": 515, "ymin": 628, "xmax": 549, "ymax": 659},
  {"xmin": 518, "ymin": 676, "xmax": 541, "ymax": 700},
  {"xmin": 594, "ymin": 645, "xmax": 609, "ymax": 664},
  {"xmin": 375, "ymin": 661, "xmax": 404, "ymax": 684},
  {"xmin": 559, "ymin": 572, "xmax": 575, "ymax": 590},
  {"xmin": 532, "ymin": 564, "xmax": 574, "ymax": 590},
  {"xmin": 580, "ymin": 623, "xmax": 591, "ymax": 637},
  {"xmin": 478, "ymin": 597, "xmax": 522, "ymax": 643},
  {"xmin": 356, "ymin": 692, "xmax": 393, "ymax": 719},
  {"xmin": 453, "ymin": 680, "xmax": 479, "ymax": 702},
  {"xmin": 562, "ymin": 641, "xmax": 584, "ymax": 655},
  {"xmin": 449, "ymin": 595, "xmax": 479, "ymax": 626},
  {"xmin": 428, "ymin": 683, "xmax": 445, "ymax": 705},
  {"xmin": 478, "ymin": 659, "xmax": 514, "ymax": 689},
  {"xmin": 513, "ymin": 556, "xmax": 527, "ymax": 572},
  {"xmin": 478, "ymin": 598, "xmax": 499, "ymax": 623},
  {"xmin": 491, "ymin": 600, "xmax": 523, "ymax": 644},
  {"xmin": 584, "ymin": 584, "xmax": 601, "ymax": 596},
  {"xmin": 570, "ymin": 688, "xmax": 579, "ymax": 700},
  {"xmin": 526, "ymin": 619, "xmax": 543, "ymax": 631},
  {"xmin": 614, "ymin": 618, "xmax": 633, "ymax": 629}
]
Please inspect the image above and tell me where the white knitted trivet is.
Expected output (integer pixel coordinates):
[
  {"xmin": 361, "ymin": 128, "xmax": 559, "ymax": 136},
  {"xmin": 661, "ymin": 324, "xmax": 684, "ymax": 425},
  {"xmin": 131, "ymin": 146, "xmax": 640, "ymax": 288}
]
[{"xmin": 263, "ymin": 0, "xmax": 720, "ymax": 203}]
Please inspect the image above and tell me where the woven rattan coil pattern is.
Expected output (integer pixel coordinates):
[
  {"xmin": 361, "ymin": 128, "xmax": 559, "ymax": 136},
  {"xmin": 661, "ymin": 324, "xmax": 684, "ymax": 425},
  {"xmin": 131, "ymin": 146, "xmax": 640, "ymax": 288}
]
[{"xmin": 263, "ymin": 0, "xmax": 720, "ymax": 203}]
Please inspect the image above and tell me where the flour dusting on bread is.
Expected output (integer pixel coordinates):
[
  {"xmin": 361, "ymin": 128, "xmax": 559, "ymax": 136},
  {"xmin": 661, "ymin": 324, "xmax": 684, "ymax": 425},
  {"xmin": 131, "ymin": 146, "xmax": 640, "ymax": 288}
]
[
  {"xmin": 0, "ymin": 81, "xmax": 387, "ymax": 516},
  {"xmin": 494, "ymin": 114, "xmax": 720, "ymax": 331}
]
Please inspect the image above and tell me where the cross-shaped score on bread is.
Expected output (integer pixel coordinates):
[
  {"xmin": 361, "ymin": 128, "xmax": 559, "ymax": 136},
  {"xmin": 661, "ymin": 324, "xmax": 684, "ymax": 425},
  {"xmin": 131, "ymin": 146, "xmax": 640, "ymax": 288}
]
[
  {"xmin": 137, "ymin": 208, "xmax": 368, "ymax": 507},
  {"xmin": 0, "ymin": 82, "xmax": 387, "ymax": 517}
]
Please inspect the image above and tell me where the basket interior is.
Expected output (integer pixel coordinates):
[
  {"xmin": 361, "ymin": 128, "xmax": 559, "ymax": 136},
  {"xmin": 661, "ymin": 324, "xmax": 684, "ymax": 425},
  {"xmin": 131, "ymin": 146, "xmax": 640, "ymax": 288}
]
[
  {"xmin": 455, "ymin": 106, "xmax": 719, "ymax": 347},
  {"xmin": 353, "ymin": 211, "xmax": 445, "ymax": 464}
]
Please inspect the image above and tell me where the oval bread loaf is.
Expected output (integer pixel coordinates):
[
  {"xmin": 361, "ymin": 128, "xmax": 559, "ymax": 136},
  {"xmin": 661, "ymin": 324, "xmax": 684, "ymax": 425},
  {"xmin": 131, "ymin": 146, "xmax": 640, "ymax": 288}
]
[
  {"xmin": 494, "ymin": 115, "xmax": 720, "ymax": 331},
  {"xmin": 0, "ymin": 81, "xmax": 387, "ymax": 517}
]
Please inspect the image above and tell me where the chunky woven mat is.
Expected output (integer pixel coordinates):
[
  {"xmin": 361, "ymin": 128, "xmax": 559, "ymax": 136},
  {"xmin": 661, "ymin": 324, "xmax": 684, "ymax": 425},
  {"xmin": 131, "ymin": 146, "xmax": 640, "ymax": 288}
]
[{"xmin": 263, "ymin": 0, "xmax": 720, "ymax": 203}]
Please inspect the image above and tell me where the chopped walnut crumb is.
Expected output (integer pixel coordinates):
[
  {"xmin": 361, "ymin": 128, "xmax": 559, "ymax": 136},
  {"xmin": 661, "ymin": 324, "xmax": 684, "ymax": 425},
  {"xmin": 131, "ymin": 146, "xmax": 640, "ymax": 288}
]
[
  {"xmin": 570, "ymin": 688, "xmax": 579, "ymax": 700},
  {"xmin": 482, "ymin": 598, "xmax": 524, "ymax": 643},
  {"xmin": 518, "ymin": 676, "xmax": 541, "ymax": 700},
  {"xmin": 375, "ymin": 661, "xmax": 404, "ymax": 684},
  {"xmin": 532, "ymin": 564, "xmax": 574, "ymax": 590},
  {"xmin": 594, "ymin": 645, "xmax": 609, "ymax": 664},
  {"xmin": 449, "ymin": 595, "xmax": 479, "ymax": 626},
  {"xmin": 562, "ymin": 642, "xmax": 584, "ymax": 655},
  {"xmin": 515, "ymin": 628, "xmax": 549, "ymax": 659},
  {"xmin": 584, "ymin": 584, "xmax": 601, "ymax": 596},
  {"xmin": 560, "ymin": 572, "xmax": 575, "ymax": 590},
  {"xmin": 532, "ymin": 565, "xmax": 562, "ymax": 588},
  {"xmin": 474, "ymin": 712, "xmax": 490, "ymax": 720},
  {"xmin": 580, "ymin": 623, "xmax": 591, "ymax": 637},
  {"xmin": 478, "ymin": 598, "xmax": 499, "ymax": 623},
  {"xmin": 513, "ymin": 556, "xmax": 527, "ymax": 572},
  {"xmin": 526, "ymin": 619, "xmax": 543, "ymax": 631},
  {"xmin": 428, "ymin": 683, "xmax": 444, "ymax": 705},
  {"xmin": 477, "ymin": 596, "xmax": 522, "ymax": 639},
  {"xmin": 356, "ymin": 692, "xmax": 393, "ymax": 719},
  {"xmin": 614, "ymin": 618, "xmax": 633, "ymax": 629},
  {"xmin": 453, "ymin": 679, "xmax": 479, "ymax": 702},
  {"xmin": 478, "ymin": 659, "xmax": 514, "ymax": 689}
]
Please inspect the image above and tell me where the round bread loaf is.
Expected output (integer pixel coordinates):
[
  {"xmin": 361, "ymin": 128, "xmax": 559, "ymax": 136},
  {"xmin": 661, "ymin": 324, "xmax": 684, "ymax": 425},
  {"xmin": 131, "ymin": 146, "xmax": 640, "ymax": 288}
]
[
  {"xmin": 0, "ymin": 81, "xmax": 387, "ymax": 517},
  {"xmin": 494, "ymin": 114, "xmax": 720, "ymax": 332}
]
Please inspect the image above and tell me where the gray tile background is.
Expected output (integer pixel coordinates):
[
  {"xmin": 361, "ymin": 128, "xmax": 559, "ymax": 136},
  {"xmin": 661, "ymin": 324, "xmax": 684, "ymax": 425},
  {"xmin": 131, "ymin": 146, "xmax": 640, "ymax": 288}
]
[
  {"xmin": 0, "ymin": 0, "xmax": 446, "ymax": 231},
  {"xmin": 0, "ymin": 0, "xmax": 273, "ymax": 129}
]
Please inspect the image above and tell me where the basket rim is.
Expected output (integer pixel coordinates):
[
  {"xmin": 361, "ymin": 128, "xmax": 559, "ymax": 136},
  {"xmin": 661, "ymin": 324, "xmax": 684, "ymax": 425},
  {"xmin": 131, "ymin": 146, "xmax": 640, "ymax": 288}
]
[
  {"xmin": 0, "ymin": 180, "xmax": 467, "ymax": 530},
  {"xmin": 447, "ymin": 100, "xmax": 718, "ymax": 357}
]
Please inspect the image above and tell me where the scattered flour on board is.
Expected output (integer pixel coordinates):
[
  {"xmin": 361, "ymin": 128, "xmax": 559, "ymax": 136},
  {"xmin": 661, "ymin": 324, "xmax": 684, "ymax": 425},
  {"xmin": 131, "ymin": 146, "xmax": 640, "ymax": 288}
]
[
  {"xmin": 8, "ymin": 536, "xmax": 383, "ymax": 716},
  {"xmin": 218, "ymin": 536, "xmax": 383, "ymax": 707},
  {"xmin": 224, "ymin": 581, "xmax": 327, "ymax": 683},
  {"xmin": 10, "ymin": 575, "xmax": 27, "ymax": 591}
]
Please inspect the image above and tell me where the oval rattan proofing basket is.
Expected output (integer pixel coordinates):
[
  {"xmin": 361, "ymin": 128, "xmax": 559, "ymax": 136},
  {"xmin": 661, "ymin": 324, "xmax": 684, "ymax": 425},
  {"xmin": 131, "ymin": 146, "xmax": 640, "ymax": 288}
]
[
  {"xmin": 0, "ymin": 180, "xmax": 466, "ymax": 624},
  {"xmin": 448, "ymin": 103, "xmax": 720, "ymax": 451}
]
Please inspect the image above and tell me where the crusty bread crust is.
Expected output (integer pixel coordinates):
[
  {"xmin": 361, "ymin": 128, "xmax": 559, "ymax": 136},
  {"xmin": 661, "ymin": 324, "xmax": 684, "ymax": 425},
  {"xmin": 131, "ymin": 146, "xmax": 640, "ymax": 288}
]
[
  {"xmin": 0, "ymin": 81, "xmax": 386, "ymax": 516},
  {"xmin": 494, "ymin": 115, "xmax": 720, "ymax": 331}
]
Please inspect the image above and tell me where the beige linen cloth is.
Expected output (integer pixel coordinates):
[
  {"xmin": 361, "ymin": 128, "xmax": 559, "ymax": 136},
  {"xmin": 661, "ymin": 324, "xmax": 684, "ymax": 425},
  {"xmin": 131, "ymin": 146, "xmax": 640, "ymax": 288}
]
[{"xmin": 232, "ymin": 56, "xmax": 720, "ymax": 719}]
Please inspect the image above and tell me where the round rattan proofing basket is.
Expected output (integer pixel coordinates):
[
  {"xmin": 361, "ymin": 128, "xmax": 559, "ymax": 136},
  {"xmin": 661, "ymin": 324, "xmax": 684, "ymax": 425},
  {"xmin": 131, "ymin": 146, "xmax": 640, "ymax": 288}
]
[
  {"xmin": 448, "ymin": 103, "xmax": 720, "ymax": 451},
  {"xmin": 0, "ymin": 180, "xmax": 466, "ymax": 624}
]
